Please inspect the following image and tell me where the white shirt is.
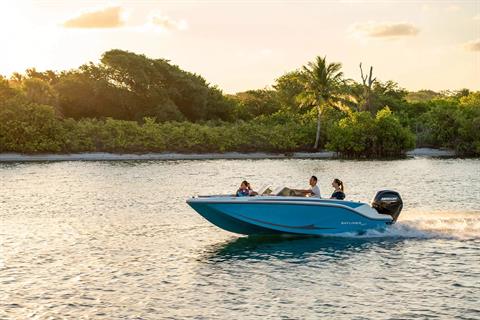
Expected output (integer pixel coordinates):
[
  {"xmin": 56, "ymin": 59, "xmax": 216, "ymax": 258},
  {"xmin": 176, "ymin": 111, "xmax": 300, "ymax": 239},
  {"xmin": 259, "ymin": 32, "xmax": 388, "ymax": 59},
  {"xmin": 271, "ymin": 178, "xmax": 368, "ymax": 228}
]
[{"xmin": 310, "ymin": 185, "xmax": 321, "ymax": 198}]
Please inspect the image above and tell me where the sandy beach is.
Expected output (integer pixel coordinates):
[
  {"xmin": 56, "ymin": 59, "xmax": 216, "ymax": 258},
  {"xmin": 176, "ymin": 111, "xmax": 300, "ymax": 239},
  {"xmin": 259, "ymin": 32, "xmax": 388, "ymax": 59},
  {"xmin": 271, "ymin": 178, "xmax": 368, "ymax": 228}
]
[{"xmin": 0, "ymin": 148, "xmax": 456, "ymax": 162}]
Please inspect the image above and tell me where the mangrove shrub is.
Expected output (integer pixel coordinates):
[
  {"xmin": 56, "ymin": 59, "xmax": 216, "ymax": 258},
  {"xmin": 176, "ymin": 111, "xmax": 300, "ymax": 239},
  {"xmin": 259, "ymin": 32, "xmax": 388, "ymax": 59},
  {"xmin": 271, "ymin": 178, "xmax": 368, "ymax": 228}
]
[{"xmin": 326, "ymin": 107, "xmax": 415, "ymax": 158}]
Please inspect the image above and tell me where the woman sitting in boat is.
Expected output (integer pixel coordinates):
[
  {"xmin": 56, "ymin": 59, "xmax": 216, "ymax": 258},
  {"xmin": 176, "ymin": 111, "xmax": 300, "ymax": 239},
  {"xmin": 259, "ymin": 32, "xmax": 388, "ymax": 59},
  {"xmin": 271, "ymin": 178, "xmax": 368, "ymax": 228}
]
[
  {"xmin": 236, "ymin": 180, "xmax": 258, "ymax": 197},
  {"xmin": 330, "ymin": 178, "xmax": 345, "ymax": 200}
]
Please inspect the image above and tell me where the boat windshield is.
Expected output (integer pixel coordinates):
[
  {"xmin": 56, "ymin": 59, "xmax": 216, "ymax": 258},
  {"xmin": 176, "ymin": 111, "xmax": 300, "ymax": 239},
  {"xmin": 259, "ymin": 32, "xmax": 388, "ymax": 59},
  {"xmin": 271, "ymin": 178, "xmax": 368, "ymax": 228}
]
[{"xmin": 257, "ymin": 185, "xmax": 273, "ymax": 195}]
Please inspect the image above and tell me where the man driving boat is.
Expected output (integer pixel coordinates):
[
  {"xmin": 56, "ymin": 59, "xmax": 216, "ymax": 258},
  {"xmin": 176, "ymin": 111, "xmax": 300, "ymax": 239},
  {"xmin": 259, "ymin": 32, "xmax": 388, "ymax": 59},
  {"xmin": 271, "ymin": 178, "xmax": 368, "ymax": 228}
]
[{"xmin": 295, "ymin": 176, "xmax": 321, "ymax": 198}]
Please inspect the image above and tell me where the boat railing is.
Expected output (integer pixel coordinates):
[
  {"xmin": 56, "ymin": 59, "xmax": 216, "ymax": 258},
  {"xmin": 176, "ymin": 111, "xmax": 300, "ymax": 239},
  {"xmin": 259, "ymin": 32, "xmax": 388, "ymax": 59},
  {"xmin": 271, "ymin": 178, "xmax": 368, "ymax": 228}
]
[{"xmin": 195, "ymin": 194, "xmax": 235, "ymax": 198}]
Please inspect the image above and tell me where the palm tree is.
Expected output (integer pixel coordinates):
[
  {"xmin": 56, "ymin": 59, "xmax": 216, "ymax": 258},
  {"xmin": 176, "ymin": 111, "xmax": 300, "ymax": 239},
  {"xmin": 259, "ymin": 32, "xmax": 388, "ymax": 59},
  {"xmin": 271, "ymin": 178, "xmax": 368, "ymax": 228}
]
[{"xmin": 298, "ymin": 56, "xmax": 350, "ymax": 149}]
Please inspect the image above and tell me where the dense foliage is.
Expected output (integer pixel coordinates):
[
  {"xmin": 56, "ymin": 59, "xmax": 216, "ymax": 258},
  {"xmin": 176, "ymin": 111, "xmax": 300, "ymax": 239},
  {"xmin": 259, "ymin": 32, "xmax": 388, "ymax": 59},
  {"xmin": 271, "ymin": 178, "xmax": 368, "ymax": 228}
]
[
  {"xmin": 326, "ymin": 108, "xmax": 415, "ymax": 158},
  {"xmin": 1, "ymin": 50, "xmax": 479, "ymax": 157},
  {"xmin": 0, "ymin": 102, "xmax": 315, "ymax": 154}
]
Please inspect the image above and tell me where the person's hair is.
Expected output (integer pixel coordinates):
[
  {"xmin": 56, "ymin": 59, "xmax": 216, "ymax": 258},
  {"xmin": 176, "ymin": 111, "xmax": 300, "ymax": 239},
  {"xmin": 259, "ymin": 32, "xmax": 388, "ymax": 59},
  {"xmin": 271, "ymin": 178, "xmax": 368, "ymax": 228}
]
[
  {"xmin": 333, "ymin": 178, "xmax": 344, "ymax": 191},
  {"xmin": 241, "ymin": 180, "xmax": 250, "ymax": 189},
  {"xmin": 311, "ymin": 176, "xmax": 318, "ymax": 182}
]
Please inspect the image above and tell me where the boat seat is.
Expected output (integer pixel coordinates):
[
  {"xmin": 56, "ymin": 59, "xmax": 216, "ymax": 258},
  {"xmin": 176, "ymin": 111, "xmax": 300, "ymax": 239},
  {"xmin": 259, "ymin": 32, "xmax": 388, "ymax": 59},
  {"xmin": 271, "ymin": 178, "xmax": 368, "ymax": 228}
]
[{"xmin": 276, "ymin": 187, "xmax": 295, "ymax": 196}]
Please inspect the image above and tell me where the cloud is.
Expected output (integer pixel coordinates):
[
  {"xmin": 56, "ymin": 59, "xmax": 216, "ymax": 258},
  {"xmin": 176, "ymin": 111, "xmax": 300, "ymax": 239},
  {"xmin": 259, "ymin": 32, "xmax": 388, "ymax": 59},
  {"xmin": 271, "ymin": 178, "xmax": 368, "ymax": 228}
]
[
  {"xmin": 63, "ymin": 6, "xmax": 124, "ymax": 29},
  {"xmin": 62, "ymin": 6, "xmax": 188, "ymax": 34},
  {"xmin": 464, "ymin": 39, "xmax": 480, "ymax": 52},
  {"xmin": 350, "ymin": 21, "xmax": 420, "ymax": 39},
  {"xmin": 149, "ymin": 14, "xmax": 188, "ymax": 31}
]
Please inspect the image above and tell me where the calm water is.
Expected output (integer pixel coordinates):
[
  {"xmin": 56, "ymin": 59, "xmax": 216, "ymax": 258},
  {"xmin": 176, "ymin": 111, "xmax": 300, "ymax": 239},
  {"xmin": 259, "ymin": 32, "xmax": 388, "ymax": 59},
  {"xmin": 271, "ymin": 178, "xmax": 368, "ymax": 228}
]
[{"xmin": 1, "ymin": 158, "xmax": 479, "ymax": 319}]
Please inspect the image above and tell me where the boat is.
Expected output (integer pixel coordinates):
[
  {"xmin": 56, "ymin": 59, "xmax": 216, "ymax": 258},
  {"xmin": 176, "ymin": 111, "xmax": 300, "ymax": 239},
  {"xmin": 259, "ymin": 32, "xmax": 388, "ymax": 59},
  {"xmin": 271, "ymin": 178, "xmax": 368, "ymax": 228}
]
[{"xmin": 186, "ymin": 187, "xmax": 403, "ymax": 236}]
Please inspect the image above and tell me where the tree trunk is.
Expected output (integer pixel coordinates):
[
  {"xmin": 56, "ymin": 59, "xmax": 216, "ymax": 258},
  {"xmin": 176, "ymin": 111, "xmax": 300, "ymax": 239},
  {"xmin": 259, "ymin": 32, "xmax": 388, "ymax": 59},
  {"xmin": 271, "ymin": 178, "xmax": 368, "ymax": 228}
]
[
  {"xmin": 314, "ymin": 106, "xmax": 322, "ymax": 150},
  {"xmin": 359, "ymin": 63, "xmax": 376, "ymax": 114}
]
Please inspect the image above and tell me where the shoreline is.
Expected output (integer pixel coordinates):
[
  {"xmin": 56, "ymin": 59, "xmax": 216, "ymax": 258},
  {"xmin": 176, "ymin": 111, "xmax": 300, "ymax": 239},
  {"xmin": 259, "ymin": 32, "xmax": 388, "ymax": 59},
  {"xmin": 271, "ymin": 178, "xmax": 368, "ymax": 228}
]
[{"xmin": 0, "ymin": 148, "xmax": 457, "ymax": 162}]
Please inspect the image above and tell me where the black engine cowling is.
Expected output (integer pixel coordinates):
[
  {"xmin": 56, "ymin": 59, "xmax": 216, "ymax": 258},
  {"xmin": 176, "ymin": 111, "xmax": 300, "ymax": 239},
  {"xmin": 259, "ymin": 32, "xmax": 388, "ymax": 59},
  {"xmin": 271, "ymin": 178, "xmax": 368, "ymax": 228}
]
[{"xmin": 371, "ymin": 190, "xmax": 403, "ymax": 223}]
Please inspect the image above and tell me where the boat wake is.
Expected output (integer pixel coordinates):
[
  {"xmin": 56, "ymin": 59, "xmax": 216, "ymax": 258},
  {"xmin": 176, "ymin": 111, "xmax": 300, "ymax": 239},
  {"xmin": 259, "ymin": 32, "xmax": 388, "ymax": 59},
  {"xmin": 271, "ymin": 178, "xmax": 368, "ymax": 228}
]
[{"xmin": 337, "ymin": 210, "xmax": 480, "ymax": 240}]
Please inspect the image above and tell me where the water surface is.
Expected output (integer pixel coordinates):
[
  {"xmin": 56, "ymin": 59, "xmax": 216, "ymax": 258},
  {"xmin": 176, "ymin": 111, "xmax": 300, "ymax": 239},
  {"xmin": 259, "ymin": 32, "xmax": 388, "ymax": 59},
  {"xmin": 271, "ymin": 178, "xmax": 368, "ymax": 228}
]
[{"xmin": 1, "ymin": 158, "xmax": 479, "ymax": 319}]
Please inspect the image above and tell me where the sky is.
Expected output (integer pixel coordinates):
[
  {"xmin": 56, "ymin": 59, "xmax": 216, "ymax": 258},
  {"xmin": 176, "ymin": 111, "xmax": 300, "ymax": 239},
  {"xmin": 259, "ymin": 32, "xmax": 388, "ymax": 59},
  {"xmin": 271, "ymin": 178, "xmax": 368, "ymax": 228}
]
[{"xmin": 0, "ymin": 0, "xmax": 479, "ymax": 93}]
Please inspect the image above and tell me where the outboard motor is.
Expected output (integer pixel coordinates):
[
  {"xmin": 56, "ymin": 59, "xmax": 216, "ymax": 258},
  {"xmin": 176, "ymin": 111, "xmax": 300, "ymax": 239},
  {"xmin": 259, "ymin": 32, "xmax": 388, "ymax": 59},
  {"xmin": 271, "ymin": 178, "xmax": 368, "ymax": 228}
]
[{"xmin": 371, "ymin": 190, "xmax": 403, "ymax": 223}]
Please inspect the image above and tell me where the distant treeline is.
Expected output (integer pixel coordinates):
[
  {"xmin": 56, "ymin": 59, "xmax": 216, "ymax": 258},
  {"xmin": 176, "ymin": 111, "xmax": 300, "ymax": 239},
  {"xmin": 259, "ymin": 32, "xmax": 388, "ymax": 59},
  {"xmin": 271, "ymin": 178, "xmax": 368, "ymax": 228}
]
[{"xmin": 0, "ymin": 49, "xmax": 479, "ymax": 157}]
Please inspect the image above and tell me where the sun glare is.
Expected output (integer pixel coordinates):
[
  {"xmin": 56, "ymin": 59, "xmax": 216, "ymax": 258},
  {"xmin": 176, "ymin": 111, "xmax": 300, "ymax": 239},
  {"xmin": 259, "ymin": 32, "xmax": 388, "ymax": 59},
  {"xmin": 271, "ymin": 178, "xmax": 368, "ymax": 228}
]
[
  {"xmin": 0, "ymin": 2, "xmax": 81, "ymax": 76},
  {"xmin": 0, "ymin": 3, "xmax": 44, "ymax": 75}
]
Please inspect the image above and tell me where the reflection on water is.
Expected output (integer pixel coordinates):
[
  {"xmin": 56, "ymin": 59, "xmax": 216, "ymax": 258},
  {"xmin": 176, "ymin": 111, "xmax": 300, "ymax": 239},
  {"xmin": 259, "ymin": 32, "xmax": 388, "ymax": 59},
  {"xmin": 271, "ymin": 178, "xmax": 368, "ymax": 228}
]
[
  {"xmin": 203, "ymin": 235, "xmax": 405, "ymax": 263},
  {"xmin": 1, "ymin": 158, "xmax": 480, "ymax": 319}
]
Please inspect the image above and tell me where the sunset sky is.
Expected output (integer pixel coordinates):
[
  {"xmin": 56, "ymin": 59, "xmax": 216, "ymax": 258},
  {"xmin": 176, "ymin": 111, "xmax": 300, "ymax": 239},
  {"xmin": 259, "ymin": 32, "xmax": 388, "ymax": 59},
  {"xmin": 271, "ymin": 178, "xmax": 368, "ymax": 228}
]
[{"xmin": 1, "ymin": 0, "xmax": 479, "ymax": 93}]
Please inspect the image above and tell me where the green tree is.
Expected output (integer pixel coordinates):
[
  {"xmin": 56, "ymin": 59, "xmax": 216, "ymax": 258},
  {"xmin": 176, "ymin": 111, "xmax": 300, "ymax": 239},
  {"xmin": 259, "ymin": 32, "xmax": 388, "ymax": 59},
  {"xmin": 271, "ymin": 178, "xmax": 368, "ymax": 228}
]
[
  {"xmin": 457, "ymin": 92, "xmax": 480, "ymax": 155},
  {"xmin": 372, "ymin": 81, "xmax": 408, "ymax": 112},
  {"xmin": 423, "ymin": 98, "xmax": 460, "ymax": 148},
  {"xmin": 22, "ymin": 78, "xmax": 58, "ymax": 107},
  {"xmin": 326, "ymin": 107, "xmax": 414, "ymax": 158},
  {"xmin": 0, "ymin": 76, "xmax": 18, "ymax": 101},
  {"xmin": 406, "ymin": 90, "xmax": 443, "ymax": 102},
  {"xmin": 419, "ymin": 93, "xmax": 480, "ymax": 155},
  {"xmin": 52, "ymin": 49, "xmax": 234, "ymax": 122},
  {"xmin": 0, "ymin": 96, "xmax": 64, "ymax": 153},
  {"xmin": 25, "ymin": 68, "xmax": 59, "ymax": 84},
  {"xmin": 273, "ymin": 71, "xmax": 304, "ymax": 110},
  {"xmin": 233, "ymin": 89, "xmax": 282, "ymax": 120},
  {"xmin": 297, "ymin": 56, "xmax": 349, "ymax": 149}
]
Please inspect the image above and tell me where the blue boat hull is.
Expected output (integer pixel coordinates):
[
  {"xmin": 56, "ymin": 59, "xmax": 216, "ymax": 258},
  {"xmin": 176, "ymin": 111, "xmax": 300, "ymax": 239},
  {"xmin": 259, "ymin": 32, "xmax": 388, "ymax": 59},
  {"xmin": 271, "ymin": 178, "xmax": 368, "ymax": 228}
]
[{"xmin": 187, "ymin": 197, "xmax": 393, "ymax": 236}]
